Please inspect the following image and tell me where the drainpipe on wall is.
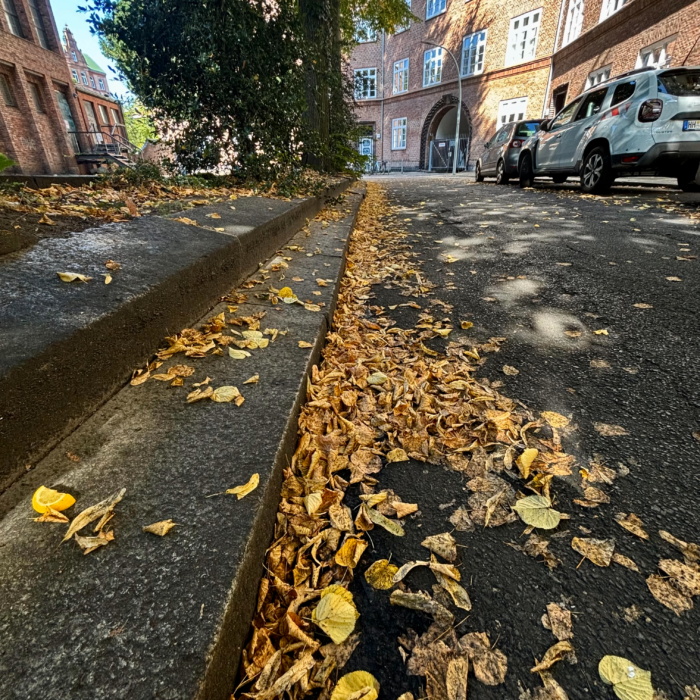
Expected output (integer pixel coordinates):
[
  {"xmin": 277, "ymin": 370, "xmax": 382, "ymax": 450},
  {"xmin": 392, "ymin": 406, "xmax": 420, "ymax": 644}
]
[
  {"xmin": 380, "ymin": 30, "xmax": 385, "ymax": 164},
  {"xmin": 542, "ymin": 0, "xmax": 568, "ymax": 118}
]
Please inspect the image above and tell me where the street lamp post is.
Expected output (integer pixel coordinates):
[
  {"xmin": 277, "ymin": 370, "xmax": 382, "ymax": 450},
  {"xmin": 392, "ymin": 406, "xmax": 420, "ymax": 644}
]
[{"xmin": 422, "ymin": 40, "xmax": 463, "ymax": 175}]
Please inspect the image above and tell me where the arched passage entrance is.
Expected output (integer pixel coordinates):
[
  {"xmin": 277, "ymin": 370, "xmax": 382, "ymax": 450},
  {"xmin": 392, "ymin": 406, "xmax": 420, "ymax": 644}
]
[{"xmin": 419, "ymin": 95, "xmax": 472, "ymax": 172}]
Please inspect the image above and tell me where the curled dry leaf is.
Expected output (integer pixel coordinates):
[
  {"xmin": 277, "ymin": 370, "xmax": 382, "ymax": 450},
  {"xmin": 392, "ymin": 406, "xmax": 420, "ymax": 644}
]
[
  {"xmin": 386, "ymin": 448, "xmax": 409, "ymax": 463},
  {"xmin": 615, "ymin": 513, "xmax": 649, "ymax": 540},
  {"xmin": 434, "ymin": 570, "xmax": 472, "ymax": 611},
  {"xmin": 104, "ymin": 274, "xmax": 112, "ymax": 284},
  {"xmin": 646, "ymin": 574, "xmax": 693, "ymax": 615},
  {"xmin": 571, "ymin": 537, "xmax": 615, "ymax": 567},
  {"xmin": 658, "ymin": 559, "xmax": 700, "ymax": 597},
  {"xmin": 62, "ymin": 488, "xmax": 126, "ymax": 543},
  {"xmin": 335, "ymin": 537, "xmax": 368, "ymax": 568},
  {"xmin": 421, "ymin": 532, "xmax": 457, "ymax": 562},
  {"xmin": 298, "ymin": 341, "xmax": 314, "ymax": 348},
  {"xmin": 226, "ymin": 473, "xmax": 259, "ymax": 499},
  {"xmin": 366, "ymin": 507, "xmax": 404, "ymax": 536},
  {"xmin": 594, "ymin": 423, "xmax": 628, "ymax": 437},
  {"xmin": 502, "ymin": 365, "xmax": 519, "ymax": 376},
  {"xmin": 530, "ymin": 641, "xmax": 576, "ymax": 673},
  {"xmin": 599, "ymin": 655, "xmax": 654, "ymax": 700},
  {"xmin": 187, "ymin": 385, "xmax": 213, "ymax": 403},
  {"xmin": 512, "ymin": 495, "xmax": 561, "ymax": 530},
  {"xmin": 75, "ymin": 530, "xmax": 114, "ymax": 555},
  {"xmin": 390, "ymin": 590, "xmax": 454, "ymax": 627},
  {"xmin": 517, "ymin": 448, "xmax": 539, "ymax": 479},
  {"xmin": 211, "ymin": 385, "xmax": 242, "ymax": 403},
  {"xmin": 330, "ymin": 671, "xmax": 380, "ymax": 700},
  {"xmin": 57, "ymin": 272, "xmax": 92, "ymax": 283},
  {"xmin": 228, "ymin": 348, "xmax": 251, "ymax": 359},
  {"xmin": 659, "ymin": 530, "xmax": 699, "ymax": 564},
  {"xmin": 243, "ymin": 374, "xmax": 259, "ymax": 384},
  {"xmin": 34, "ymin": 506, "xmax": 70, "ymax": 523},
  {"xmin": 143, "ymin": 519, "xmax": 177, "ymax": 536},
  {"xmin": 311, "ymin": 585, "xmax": 359, "ymax": 645},
  {"xmin": 105, "ymin": 259, "xmax": 121, "ymax": 270},
  {"xmin": 541, "ymin": 411, "xmax": 570, "ymax": 429},
  {"xmin": 364, "ymin": 559, "xmax": 399, "ymax": 589},
  {"xmin": 394, "ymin": 502, "xmax": 418, "ymax": 518},
  {"xmin": 255, "ymin": 653, "xmax": 316, "ymax": 700}
]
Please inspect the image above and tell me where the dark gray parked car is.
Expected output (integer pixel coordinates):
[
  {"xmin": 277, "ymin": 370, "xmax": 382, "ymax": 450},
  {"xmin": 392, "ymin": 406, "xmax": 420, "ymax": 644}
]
[{"xmin": 475, "ymin": 119, "xmax": 543, "ymax": 184}]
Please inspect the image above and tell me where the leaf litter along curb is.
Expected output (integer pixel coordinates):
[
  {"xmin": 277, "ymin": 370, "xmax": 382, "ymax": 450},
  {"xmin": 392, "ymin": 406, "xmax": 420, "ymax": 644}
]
[{"xmin": 231, "ymin": 183, "xmax": 601, "ymax": 700}]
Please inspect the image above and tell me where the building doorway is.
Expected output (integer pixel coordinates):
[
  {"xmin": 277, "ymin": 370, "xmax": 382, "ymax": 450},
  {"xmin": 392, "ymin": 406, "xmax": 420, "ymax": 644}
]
[{"xmin": 420, "ymin": 96, "xmax": 471, "ymax": 172}]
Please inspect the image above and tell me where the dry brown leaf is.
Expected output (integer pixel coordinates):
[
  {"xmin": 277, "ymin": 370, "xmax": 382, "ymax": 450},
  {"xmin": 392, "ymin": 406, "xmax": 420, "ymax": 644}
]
[
  {"xmin": 364, "ymin": 559, "xmax": 399, "ymax": 589},
  {"xmin": 143, "ymin": 519, "xmax": 177, "ymax": 536},
  {"xmin": 646, "ymin": 574, "xmax": 693, "ymax": 615},
  {"xmin": 615, "ymin": 513, "xmax": 649, "ymax": 540},
  {"xmin": 421, "ymin": 532, "xmax": 457, "ymax": 562},
  {"xmin": 226, "ymin": 473, "xmax": 259, "ymax": 499},
  {"xmin": 594, "ymin": 423, "xmax": 628, "ymax": 437},
  {"xmin": 394, "ymin": 502, "xmax": 418, "ymax": 518},
  {"xmin": 658, "ymin": 559, "xmax": 700, "ymax": 596},
  {"xmin": 105, "ymin": 259, "xmax": 121, "ymax": 270},
  {"xmin": 335, "ymin": 537, "xmax": 367, "ymax": 568},
  {"xmin": 255, "ymin": 653, "xmax": 316, "ymax": 700},
  {"xmin": 187, "ymin": 385, "xmax": 214, "ymax": 402},
  {"xmin": 446, "ymin": 657, "xmax": 468, "ymax": 700},
  {"xmin": 571, "ymin": 537, "xmax": 615, "ymax": 567},
  {"xmin": 75, "ymin": 530, "xmax": 114, "ymax": 554},
  {"xmin": 542, "ymin": 603, "xmax": 573, "ymax": 641},
  {"xmin": 449, "ymin": 507, "xmax": 474, "ymax": 532},
  {"xmin": 612, "ymin": 553, "xmax": 639, "ymax": 572},
  {"xmin": 329, "ymin": 503, "xmax": 354, "ymax": 532},
  {"xmin": 34, "ymin": 506, "xmax": 70, "ymax": 523},
  {"xmin": 541, "ymin": 412, "xmax": 570, "ymax": 429},
  {"xmin": 387, "ymin": 448, "xmax": 409, "ymax": 463},
  {"xmin": 530, "ymin": 641, "xmax": 575, "ymax": 673},
  {"xmin": 659, "ymin": 530, "xmax": 700, "ymax": 564},
  {"xmin": 458, "ymin": 632, "xmax": 507, "ymax": 685},
  {"xmin": 243, "ymin": 374, "xmax": 259, "ymax": 384},
  {"xmin": 62, "ymin": 488, "xmax": 126, "ymax": 543},
  {"xmin": 502, "ymin": 365, "xmax": 519, "ymax": 376},
  {"xmin": 298, "ymin": 340, "xmax": 313, "ymax": 348},
  {"xmin": 390, "ymin": 590, "xmax": 453, "ymax": 627}
]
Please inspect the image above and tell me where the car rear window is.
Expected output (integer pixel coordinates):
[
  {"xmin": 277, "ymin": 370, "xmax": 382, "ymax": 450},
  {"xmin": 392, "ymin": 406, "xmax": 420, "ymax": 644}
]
[
  {"xmin": 611, "ymin": 81, "xmax": 636, "ymax": 106},
  {"xmin": 515, "ymin": 121, "xmax": 541, "ymax": 137},
  {"xmin": 658, "ymin": 71, "xmax": 700, "ymax": 97}
]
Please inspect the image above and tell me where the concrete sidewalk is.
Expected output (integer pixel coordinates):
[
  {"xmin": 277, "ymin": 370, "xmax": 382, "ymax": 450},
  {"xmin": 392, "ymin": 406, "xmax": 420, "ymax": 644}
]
[
  {"xmin": 0, "ymin": 186, "xmax": 364, "ymax": 700},
  {"xmin": 0, "ymin": 179, "xmax": 349, "ymax": 494}
]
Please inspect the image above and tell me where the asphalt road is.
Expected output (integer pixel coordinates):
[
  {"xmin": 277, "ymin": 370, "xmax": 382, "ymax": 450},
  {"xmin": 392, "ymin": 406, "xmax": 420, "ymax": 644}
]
[{"xmin": 343, "ymin": 176, "xmax": 700, "ymax": 699}]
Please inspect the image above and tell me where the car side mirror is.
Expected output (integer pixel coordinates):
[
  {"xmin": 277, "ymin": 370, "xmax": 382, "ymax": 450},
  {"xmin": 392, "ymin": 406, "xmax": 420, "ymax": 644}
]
[
  {"xmin": 593, "ymin": 105, "xmax": 601, "ymax": 114},
  {"xmin": 540, "ymin": 120, "xmax": 550, "ymax": 132}
]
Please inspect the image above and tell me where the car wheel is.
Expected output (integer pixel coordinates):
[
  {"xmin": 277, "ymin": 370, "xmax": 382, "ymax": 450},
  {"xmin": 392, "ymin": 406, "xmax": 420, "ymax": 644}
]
[
  {"xmin": 580, "ymin": 147, "xmax": 613, "ymax": 194},
  {"xmin": 475, "ymin": 161, "xmax": 484, "ymax": 182},
  {"xmin": 519, "ymin": 153, "xmax": 534, "ymax": 188},
  {"xmin": 495, "ymin": 160, "xmax": 510, "ymax": 185},
  {"xmin": 552, "ymin": 175, "xmax": 568, "ymax": 184}
]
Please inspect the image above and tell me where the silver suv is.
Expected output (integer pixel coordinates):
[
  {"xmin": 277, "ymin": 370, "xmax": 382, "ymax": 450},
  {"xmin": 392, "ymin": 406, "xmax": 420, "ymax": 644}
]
[
  {"xmin": 518, "ymin": 66, "xmax": 700, "ymax": 194},
  {"xmin": 475, "ymin": 119, "xmax": 542, "ymax": 184}
]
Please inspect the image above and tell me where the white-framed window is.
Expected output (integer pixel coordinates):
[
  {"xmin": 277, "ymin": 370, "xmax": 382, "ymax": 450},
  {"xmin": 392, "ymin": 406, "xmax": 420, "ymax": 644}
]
[
  {"xmin": 354, "ymin": 68, "xmax": 377, "ymax": 99},
  {"xmin": 71, "ymin": 50, "xmax": 77, "ymax": 61},
  {"xmin": 393, "ymin": 59, "xmax": 409, "ymax": 94},
  {"xmin": 426, "ymin": 0, "xmax": 446, "ymax": 20},
  {"xmin": 392, "ymin": 117, "xmax": 407, "ymax": 149},
  {"xmin": 354, "ymin": 19, "xmax": 376, "ymax": 42},
  {"xmin": 498, "ymin": 97, "xmax": 528, "ymax": 126},
  {"xmin": 89, "ymin": 75, "xmax": 96, "ymax": 88},
  {"xmin": 636, "ymin": 35, "xmax": 676, "ymax": 69},
  {"xmin": 98, "ymin": 78, "xmax": 105, "ymax": 90},
  {"xmin": 395, "ymin": 0, "xmax": 411, "ymax": 33},
  {"xmin": 506, "ymin": 9, "xmax": 542, "ymax": 66},
  {"xmin": 586, "ymin": 65, "xmax": 611, "ymax": 88},
  {"xmin": 80, "ymin": 71, "xmax": 88, "ymax": 85},
  {"xmin": 423, "ymin": 48, "xmax": 443, "ymax": 86},
  {"xmin": 562, "ymin": 0, "xmax": 584, "ymax": 46},
  {"xmin": 461, "ymin": 30, "xmax": 486, "ymax": 76},
  {"xmin": 71, "ymin": 69, "xmax": 79, "ymax": 83},
  {"xmin": 599, "ymin": 0, "xmax": 627, "ymax": 21}
]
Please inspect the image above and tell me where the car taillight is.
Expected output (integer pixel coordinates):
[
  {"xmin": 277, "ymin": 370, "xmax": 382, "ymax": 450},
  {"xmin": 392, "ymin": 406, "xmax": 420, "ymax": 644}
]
[
  {"xmin": 510, "ymin": 139, "xmax": 522, "ymax": 148},
  {"xmin": 638, "ymin": 99, "xmax": 663, "ymax": 122}
]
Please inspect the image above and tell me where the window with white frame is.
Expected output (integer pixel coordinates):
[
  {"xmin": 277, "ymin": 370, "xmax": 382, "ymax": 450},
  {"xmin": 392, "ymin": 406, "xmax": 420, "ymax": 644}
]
[
  {"xmin": 98, "ymin": 78, "xmax": 105, "ymax": 91},
  {"xmin": 506, "ymin": 9, "xmax": 542, "ymax": 66},
  {"xmin": 393, "ymin": 59, "xmax": 409, "ymax": 94},
  {"xmin": 426, "ymin": 0, "xmax": 446, "ymax": 20},
  {"xmin": 395, "ymin": 0, "xmax": 411, "ymax": 33},
  {"xmin": 461, "ymin": 30, "xmax": 487, "ymax": 76},
  {"xmin": 562, "ymin": 0, "xmax": 584, "ymax": 46},
  {"xmin": 354, "ymin": 68, "xmax": 377, "ymax": 99},
  {"xmin": 354, "ymin": 20, "xmax": 376, "ymax": 42},
  {"xmin": 599, "ymin": 0, "xmax": 627, "ymax": 21},
  {"xmin": 392, "ymin": 117, "xmax": 407, "ymax": 149},
  {"xmin": 636, "ymin": 36, "xmax": 676, "ymax": 69},
  {"xmin": 498, "ymin": 97, "xmax": 528, "ymax": 126},
  {"xmin": 80, "ymin": 71, "xmax": 88, "ymax": 85},
  {"xmin": 423, "ymin": 48, "xmax": 443, "ymax": 86},
  {"xmin": 71, "ymin": 69, "xmax": 79, "ymax": 83},
  {"xmin": 89, "ymin": 75, "xmax": 96, "ymax": 88},
  {"xmin": 586, "ymin": 65, "xmax": 611, "ymax": 89}
]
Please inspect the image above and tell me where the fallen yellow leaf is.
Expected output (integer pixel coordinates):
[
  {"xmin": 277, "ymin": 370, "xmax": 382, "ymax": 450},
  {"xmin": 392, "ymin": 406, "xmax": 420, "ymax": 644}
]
[{"xmin": 226, "ymin": 473, "xmax": 259, "ymax": 499}]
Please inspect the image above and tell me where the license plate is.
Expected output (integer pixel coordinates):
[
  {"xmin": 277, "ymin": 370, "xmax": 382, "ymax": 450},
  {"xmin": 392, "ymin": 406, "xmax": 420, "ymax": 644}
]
[{"xmin": 683, "ymin": 120, "xmax": 700, "ymax": 131}]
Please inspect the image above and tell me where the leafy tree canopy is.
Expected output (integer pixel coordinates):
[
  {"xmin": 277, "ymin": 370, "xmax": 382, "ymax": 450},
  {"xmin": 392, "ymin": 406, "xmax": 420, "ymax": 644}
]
[{"xmin": 120, "ymin": 97, "xmax": 156, "ymax": 149}]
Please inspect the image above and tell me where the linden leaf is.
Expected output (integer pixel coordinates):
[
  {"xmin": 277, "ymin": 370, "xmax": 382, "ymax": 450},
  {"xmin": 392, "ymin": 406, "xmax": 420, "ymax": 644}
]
[
  {"xmin": 421, "ymin": 532, "xmax": 457, "ymax": 562},
  {"xmin": 386, "ymin": 448, "xmax": 408, "ymax": 463},
  {"xmin": 541, "ymin": 411, "xmax": 570, "ymax": 429},
  {"xmin": 599, "ymin": 656, "xmax": 654, "ymax": 700},
  {"xmin": 330, "ymin": 671, "xmax": 379, "ymax": 700},
  {"xmin": 335, "ymin": 537, "xmax": 367, "ymax": 568},
  {"xmin": 312, "ymin": 585, "xmax": 359, "ymax": 644},
  {"xmin": 226, "ymin": 473, "xmax": 259, "ymax": 499},
  {"xmin": 229, "ymin": 348, "xmax": 251, "ymax": 359},
  {"xmin": 502, "ymin": 365, "xmax": 519, "ymax": 376},
  {"xmin": 512, "ymin": 495, "xmax": 561, "ymax": 530},
  {"xmin": 516, "ymin": 448, "xmax": 538, "ymax": 479},
  {"xmin": 211, "ymin": 385, "xmax": 241, "ymax": 403},
  {"xmin": 298, "ymin": 340, "xmax": 313, "ymax": 348},
  {"xmin": 571, "ymin": 537, "xmax": 615, "ymax": 566},
  {"xmin": 530, "ymin": 641, "xmax": 575, "ymax": 673},
  {"xmin": 57, "ymin": 272, "xmax": 92, "ymax": 283},
  {"xmin": 364, "ymin": 559, "xmax": 399, "ymax": 589}
]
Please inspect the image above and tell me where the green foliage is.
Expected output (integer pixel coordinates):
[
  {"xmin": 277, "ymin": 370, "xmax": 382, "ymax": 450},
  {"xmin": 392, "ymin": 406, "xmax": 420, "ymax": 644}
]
[
  {"xmin": 97, "ymin": 161, "xmax": 163, "ymax": 188},
  {"xmin": 0, "ymin": 153, "xmax": 16, "ymax": 173},
  {"xmin": 121, "ymin": 97, "xmax": 156, "ymax": 149}
]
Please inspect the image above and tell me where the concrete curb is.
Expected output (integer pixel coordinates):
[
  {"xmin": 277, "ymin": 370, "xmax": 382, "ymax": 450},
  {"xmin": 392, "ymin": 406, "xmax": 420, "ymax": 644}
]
[
  {"xmin": 0, "ymin": 184, "xmax": 365, "ymax": 700},
  {"xmin": 0, "ymin": 178, "xmax": 351, "ymax": 494}
]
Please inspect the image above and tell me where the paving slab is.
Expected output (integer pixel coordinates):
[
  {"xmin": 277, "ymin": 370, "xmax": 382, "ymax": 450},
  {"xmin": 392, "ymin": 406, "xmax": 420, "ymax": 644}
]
[
  {"xmin": 0, "ymin": 186, "xmax": 364, "ymax": 700},
  {"xmin": 0, "ymin": 179, "xmax": 350, "ymax": 493}
]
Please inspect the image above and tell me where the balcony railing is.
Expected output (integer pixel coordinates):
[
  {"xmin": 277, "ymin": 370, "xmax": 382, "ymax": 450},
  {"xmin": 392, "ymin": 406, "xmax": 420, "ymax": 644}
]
[{"xmin": 69, "ymin": 128, "xmax": 137, "ymax": 160}]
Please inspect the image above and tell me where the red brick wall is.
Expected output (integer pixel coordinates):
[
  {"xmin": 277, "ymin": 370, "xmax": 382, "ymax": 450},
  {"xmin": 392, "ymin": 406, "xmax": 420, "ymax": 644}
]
[
  {"xmin": 349, "ymin": 0, "xmax": 566, "ymax": 169},
  {"xmin": 551, "ymin": 0, "xmax": 700, "ymax": 105},
  {"xmin": 0, "ymin": 0, "xmax": 84, "ymax": 174}
]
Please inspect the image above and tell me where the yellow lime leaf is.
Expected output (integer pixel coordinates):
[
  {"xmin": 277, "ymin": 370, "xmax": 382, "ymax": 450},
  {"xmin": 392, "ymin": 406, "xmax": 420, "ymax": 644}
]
[
  {"xmin": 364, "ymin": 560, "xmax": 399, "ymax": 589},
  {"xmin": 571, "ymin": 537, "xmax": 615, "ymax": 566},
  {"xmin": 541, "ymin": 411, "xmax": 570, "ymax": 429},
  {"xmin": 32, "ymin": 486, "xmax": 75, "ymax": 514},
  {"xmin": 367, "ymin": 371, "xmax": 388, "ymax": 384},
  {"xmin": 512, "ymin": 495, "xmax": 561, "ymax": 530},
  {"xmin": 335, "ymin": 537, "xmax": 367, "ymax": 568},
  {"xmin": 460, "ymin": 320, "xmax": 473, "ymax": 330},
  {"xmin": 593, "ymin": 329, "xmax": 609, "ymax": 335},
  {"xmin": 57, "ymin": 272, "xmax": 91, "ymax": 283},
  {"xmin": 104, "ymin": 274, "xmax": 112, "ymax": 284},
  {"xmin": 298, "ymin": 340, "xmax": 313, "ymax": 348},
  {"xmin": 228, "ymin": 348, "xmax": 251, "ymax": 359},
  {"xmin": 331, "ymin": 671, "xmax": 380, "ymax": 700},
  {"xmin": 312, "ymin": 588, "xmax": 359, "ymax": 644},
  {"xmin": 243, "ymin": 374, "xmax": 259, "ymax": 384},
  {"xmin": 386, "ymin": 448, "xmax": 408, "ymax": 463},
  {"xmin": 226, "ymin": 473, "xmax": 259, "ymax": 499},
  {"xmin": 516, "ymin": 448, "xmax": 538, "ymax": 479},
  {"xmin": 278, "ymin": 286, "xmax": 294, "ymax": 298},
  {"xmin": 211, "ymin": 386, "xmax": 241, "ymax": 403},
  {"xmin": 599, "ymin": 656, "xmax": 654, "ymax": 700},
  {"xmin": 143, "ymin": 519, "xmax": 176, "ymax": 536}
]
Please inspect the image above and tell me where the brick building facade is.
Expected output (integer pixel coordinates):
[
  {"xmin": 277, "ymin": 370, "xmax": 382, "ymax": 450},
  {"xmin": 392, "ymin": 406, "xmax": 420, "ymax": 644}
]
[
  {"xmin": 349, "ymin": 0, "xmax": 700, "ymax": 171},
  {"xmin": 62, "ymin": 25, "xmax": 111, "ymax": 97},
  {"xmin": 0, "ymin": 0, "xmax": 130, "ymax": 175}
]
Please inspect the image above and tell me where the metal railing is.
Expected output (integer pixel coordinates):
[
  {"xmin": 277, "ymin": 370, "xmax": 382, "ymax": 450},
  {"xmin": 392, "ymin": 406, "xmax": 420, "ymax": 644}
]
[{"xmin": 70, "ymin": 129, "xmax": 137, "ymax": 159}]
